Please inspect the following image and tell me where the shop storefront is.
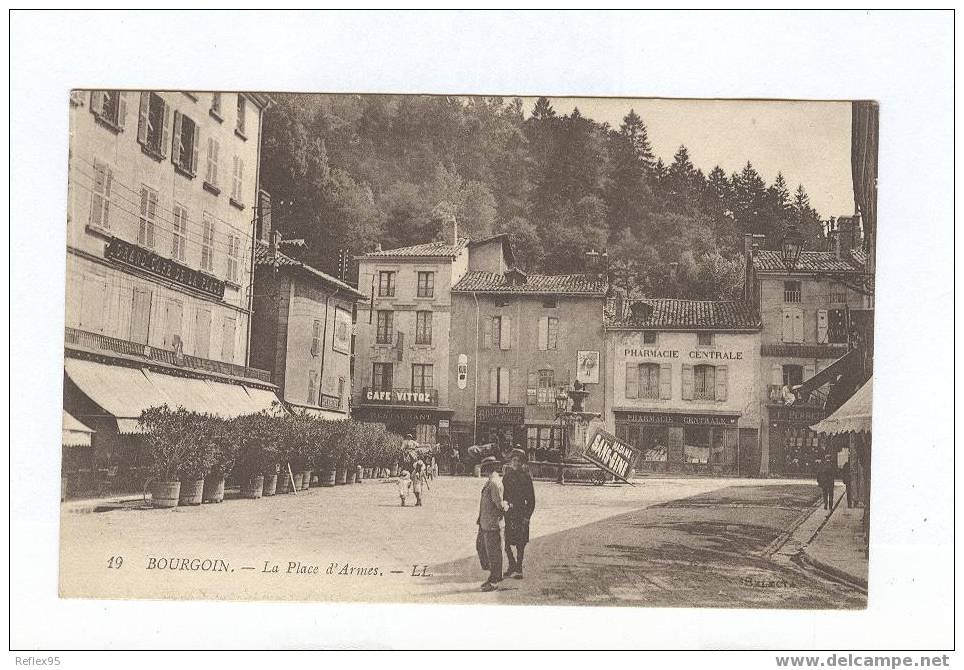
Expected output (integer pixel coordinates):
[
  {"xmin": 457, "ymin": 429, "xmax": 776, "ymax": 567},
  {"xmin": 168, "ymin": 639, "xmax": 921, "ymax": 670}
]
[
  {"xmin": 766, "ymin": 404, "xmax": 832, "ymax": 477},
  {"xmin": 613, "ymin": 410, "xmax": 746, "ymax": 474},
  {"xmin": 475, "ymin": 405, "xmax": 526, "ymax": 450},
  {"xmin": 353, "ymin": 405, "xmax": 453, "ymax": 446}
]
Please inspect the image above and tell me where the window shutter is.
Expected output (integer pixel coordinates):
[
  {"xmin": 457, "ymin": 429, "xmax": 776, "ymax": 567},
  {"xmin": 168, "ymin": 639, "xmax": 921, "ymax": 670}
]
[
  {"xmin": 117, "ymin": 92, "xmax": 128, "ymax": 129},
  {"xmin": 538, "ymin": 316, "xmax": 548, "ymax": 351},
  {"xmin": 500, "ymin": 316, "xmax": 512, "ymax": 350},
  {"xmin": 624, "ymin": 362, "xmax": 638, "ymax": 399},
  {"xmin": 659, "ymin": 363, "xmax": 672, "ymax": 400},
  {"xmin": 137, "ymin": 92, "xmax": 150, "ymax": 145},
  {"xmin": 498, "ymin": 368, "xmax": 510, "ymax": 405},
  {"xmin": 489, "ymin": 368, "xmax": 498, "ymax": 404},
  {"xmin": 160, "ymin": 99, "xmax": 171, "ymax": 158},
  {"xmin": 548, "ymin": 317, "xmax": 559, "ymax": 349},
  {"xmin": 527, "ymin": 371, "xmax": 537, "ymax": 405},
  {"xmin": 681, "ymin": 364, "xmax": 694, "ymax": 400},
  {"xmin": 715, "ymin": 365, "xmax": 728, "ymax": 402},
  {"xmin": 130, "ymin": 287, "xmax": 152, "ymax": 345},
  {"xmin": 781, "ymin": 308, "xmax": 793, "ymax": 342},
  {"xmin": 803, "ymin": 362, "xmax": 816, "ymax": 381},
  {"xmin": 481, "ymin": 317, "xmax": 491, "ymax": 350},
  {"xmin": 792, "ymin": 308, "xmax": 804, "ymax": 343},
  {"xmin": 171, "ymin": 111, "xmax": 183, "ymax": 165},
  {"xmin": 771, "ymin": 363, "xmax": 783, "ymax": 386},
  {"xmin": 103, "ymin": 166, "xmax": 113, "ymax": 228},
  {"xmin": 191, "ymin": 122, "xmax": 200, "ymax": 174},
  {"xmin": 194, "ymin": 308, "xmax": 211, "ymax": 358},
  {"xmin": 509, "ymin": 368, "xmax": 519, "ymax": 404},
  {"xmin": 90, "ymin": 91, "xmax": 105, "ymax": 118},
  {"xmin": 816, "ymin": 309, "xmax": 828, "ymax": 344},
  {"xmin": 396, "ymin": 331, "xmax": 404, "ymax": 362},
  {"xmin": 237, "ymin": 159, "xmax": 244, "ymax": 201}
]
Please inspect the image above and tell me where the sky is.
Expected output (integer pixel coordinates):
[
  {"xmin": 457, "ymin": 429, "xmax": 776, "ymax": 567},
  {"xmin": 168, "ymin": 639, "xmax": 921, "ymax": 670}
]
[{"xmin": 521, "ymin": 97, "xmax": 854, "ymax": 218}]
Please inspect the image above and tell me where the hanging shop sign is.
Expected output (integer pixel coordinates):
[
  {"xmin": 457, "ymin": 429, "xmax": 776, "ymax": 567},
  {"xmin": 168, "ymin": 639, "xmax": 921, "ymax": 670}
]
[
  {"xmin": 457, "ymin": 354, "xmax": 468, "ymax": 390},
  {"xmin": 583, "ymin": 427, "xmax": 640, "ymax": 483},
  {"xmin": 576, "ymin": 350, "xmax": 600, "ymax": 384},
  {"xmin": 476, "ymin": 405, "xmax": 525, "ymax": 424},
  {"xmin": 105, "ymin": 236, "xmax": 225, "ymax": 298}
]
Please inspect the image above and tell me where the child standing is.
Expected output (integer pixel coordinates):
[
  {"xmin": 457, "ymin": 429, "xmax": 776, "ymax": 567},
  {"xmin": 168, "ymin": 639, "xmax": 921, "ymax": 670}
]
[
  {"xmin": 397, "ymin": 470, "xmax": 412, "ymax": 506},
  {"xmin": 411, "ymin": 460, "xmax": 429, "ymax": 506}
]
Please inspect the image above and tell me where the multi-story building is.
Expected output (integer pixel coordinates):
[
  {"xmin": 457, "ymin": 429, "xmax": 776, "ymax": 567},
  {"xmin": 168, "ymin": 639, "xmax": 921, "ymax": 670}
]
[
  {"xmin": 250, "ymin": 200, "xmax": 367, "ymax": 420},
  {"xmin": 352, "ymin": 229, "xmax": 513, "ymax": 444},
  {"xmin": 63, "ymin": 90, "xmax": 277, "ymax": 496},
  {"xmin": 448, "ymin": 267, "xmax": 607, "ymax": 455},
  {"xmin": 603, "ymin": 299, "xmax": 762, "ymax": 475},
  {"xmin": 743, "ymin": 228, "xmax": 868, "ymax": 476}
]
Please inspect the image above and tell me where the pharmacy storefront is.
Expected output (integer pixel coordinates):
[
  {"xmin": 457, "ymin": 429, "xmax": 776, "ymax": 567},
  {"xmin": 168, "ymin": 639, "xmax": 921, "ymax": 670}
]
[{"xmin": 604, "ymin": 309, "xmax": 762, "ymax": 475}]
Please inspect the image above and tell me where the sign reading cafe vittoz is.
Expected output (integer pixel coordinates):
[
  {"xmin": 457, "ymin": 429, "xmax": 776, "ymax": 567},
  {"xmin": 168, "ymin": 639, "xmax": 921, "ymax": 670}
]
[{"xmin": 105, "ymin": 237, "xmax": 226, "ymax": 299}]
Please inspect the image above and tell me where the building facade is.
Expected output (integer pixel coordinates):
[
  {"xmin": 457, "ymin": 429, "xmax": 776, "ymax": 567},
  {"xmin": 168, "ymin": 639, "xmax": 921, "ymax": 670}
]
[
  {"xmin": 448, "ymin": 268, "xmax": 607, "ymax": 456},
  {"xmin": 250, "ymin": 212, "xmax": 367, "ymax": 420},
  {"xmin": 743, "ymin": 230, "xmax": 868, "ymax": 476},
  {"xmin": 63, "ymin": 90, "xmax": 276, "ymax": 497},
  {"xmin": 352, "ymin": 232, "xmax": 513, "ymax": 444},
  {"xmin": 604, "ymin": 299, "xmax": 762, "ymax": 475}
]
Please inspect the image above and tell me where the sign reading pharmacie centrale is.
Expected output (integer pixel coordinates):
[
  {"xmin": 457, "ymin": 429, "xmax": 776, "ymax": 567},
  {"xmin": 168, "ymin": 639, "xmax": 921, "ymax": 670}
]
[
  {"xmin": 622, "ymin": 348, "xmax": 745, "ymax": 361},
  {"xmin": 105, "ymin": 236, "xmax": 226, "ymax": 299},
  {"xmin": 617, "ymin": 411, "xmax": 739, "ymax": 426}
]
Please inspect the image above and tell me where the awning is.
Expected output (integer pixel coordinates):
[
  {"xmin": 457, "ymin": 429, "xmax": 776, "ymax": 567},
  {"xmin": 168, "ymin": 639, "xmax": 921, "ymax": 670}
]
[
  {"xmin": 65, "ymin": 358, "xmax": 170, "ymax": 433},
  {"xmin": 293, "ymin": 406, "xmax": 348, "ymax": 421},
  {"xmin": 811, "ymin": 378, "xmax": 873, "ymax": 435},
  {"xmin": 62, "ymin": 410, "xmax": 94, "ymax": 447},
  {"xmin": 243, "ymin": 385, "xmax": 286, "ymax": 415},
  {"xmin": 794, "ymin": 348, "xmax": 860, "ymax": 398},
  {"xmin": 66, "ymin": 358, "xmax": 284, "ymax": 433}
]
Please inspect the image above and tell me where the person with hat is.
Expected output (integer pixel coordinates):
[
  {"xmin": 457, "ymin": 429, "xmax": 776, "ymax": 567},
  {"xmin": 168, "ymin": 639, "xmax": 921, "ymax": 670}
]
[
  {"xmin": 503, "ymin": 446, "xmax": 536, "ymax": 579},
  {"xmin": 476, "ymin": 455, "xmax": 509, "ymax": 592}
]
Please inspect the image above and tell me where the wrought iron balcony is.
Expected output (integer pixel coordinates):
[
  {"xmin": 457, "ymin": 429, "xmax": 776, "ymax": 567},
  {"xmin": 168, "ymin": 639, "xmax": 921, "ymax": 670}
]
[
  {"xmin": 64, "ymin": 327, "xmax": 272, "ymax": 383},
  {"xmin": 360, "ymin": 386, "xmax": 438, "ymax": 407}
]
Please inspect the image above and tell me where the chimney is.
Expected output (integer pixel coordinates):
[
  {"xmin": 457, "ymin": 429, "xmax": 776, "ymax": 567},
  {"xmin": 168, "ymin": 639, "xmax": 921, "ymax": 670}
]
[
  {"xmin": 836, "ymin": 216, "xmax": 860, "ymax": 255},
  {"xmin": 270, "ymin": 229, "xmax": 282, "ymax": 255},
  {"xmin": 257, "ymin": 190, "xmax": 272, "ymax": 243},
  {"xmin": 743, "ymin": 233, "xmax": 755, "ymax": 254}
]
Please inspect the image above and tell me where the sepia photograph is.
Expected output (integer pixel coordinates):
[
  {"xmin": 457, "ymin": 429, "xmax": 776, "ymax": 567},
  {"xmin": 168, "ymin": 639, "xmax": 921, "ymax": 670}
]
[
  {"xmin": 8, "ymin": 8, "xmax": 954, "ymax": 655},
  {"xmin": 59, "ymin": 91, "xmax": 876, "ymax": 609}
]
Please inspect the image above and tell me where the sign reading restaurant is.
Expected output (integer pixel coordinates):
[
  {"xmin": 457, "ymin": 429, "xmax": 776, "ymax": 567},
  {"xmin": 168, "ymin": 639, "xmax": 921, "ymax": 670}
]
[{"xmin": 106, "ymin": 236, "xmax": 226, "ymax": 299}]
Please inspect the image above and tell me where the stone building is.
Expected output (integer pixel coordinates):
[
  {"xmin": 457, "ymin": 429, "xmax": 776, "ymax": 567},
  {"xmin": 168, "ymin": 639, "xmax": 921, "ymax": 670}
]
[
  {"xmin": 448, "ymin": 268, "xmax": 608, "ymax": 455},
  {"xmin": 63, "ymin": 90, "xmax": 277, "ymax": 497},
  {"xmin": 604, "ymin": 299, "xmax": 762, "ymax": 475},
  {"xmin": 743, "ymin": 230, "xmax": 868, "ymax": 476},
  {"xmin": 352, "ymin": 230, "xmax": 512, "ymax": 444}
]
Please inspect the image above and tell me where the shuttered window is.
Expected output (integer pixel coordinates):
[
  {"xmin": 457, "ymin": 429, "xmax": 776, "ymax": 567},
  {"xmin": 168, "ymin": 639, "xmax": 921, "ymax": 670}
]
[
  {"xmin": 200, "ymin": 212, "xmax": 215, "ymax": 272},
  {"xmin": 205, "ymin": 137, "xmax": 220, "ymax": 187},
  {"xmin": 415, "ymin": 311, "xmax": 432, "ymax": 344},
  {"xmin": 90, "ymin": 90, "xmax": 127, "ymax": 130},
  {"xmin": 497, "ymin": 316, "xmax": 512, "ymax": 350},
  {"xmin": 372, "ymin": 363, "xmax": 393, "ymax": 391},
  {"xmin": 639, "ymin": 363, "xmax": 660, "ymax": 399},
  {"xmin": 194, "ymin": 308, "xmax": 211, "ymax": 358},
  {"xmin": 226, "ymin": 233, "xmax": 241, "ymax": 283},
  {"xmin": 231, "ymin": 156, "xmax": 244, "ymax": 204},
  {"xmin": 693, "ymin": 365, "xmax": 716, "ymax": 400},
  {"xmin": 89, "ymin": 161, "xmax": 113, "ymax": 230},
  {"xmin": 816, "ymin": 309, "xmax": 829, "ymax": 344},
  {"xmin": 376, "ymin": 311, "xmax": 393, "ymax": 344},
  {"xmin": 171, "ymin": 204, "xmax": 188, "ymax": 261},
  {"xmin": 781, "ymin": 306, "xmax": 804, "ymax": 343},
  {"xmin": 138, "ymin": 186, "xmax": 158, "ymax": 248},
  {"xmin": 538, "ymin": 316, "xmax": 559, "ymax": 350},
  {"xmin": 235, "ymin": 94, "xmax": 247, "ymax": 135},
  {"xmin": 137, "ymin": 92, "xmax": 170, "ymax": 157},
  {"xmin": 79, "ymin": 275, "xmax": 108, "ymax": 333},
  {"xmin": 489, "ymin": 367, "xmax": 511, "ymax": 405},
  {"xmin": 129, "ymin": 287, "xmax": 152, "ymax": 345},
  {"xmin": 221, "ymin": 316, "xmax": 236, "ymax": 363},
  {"xmin": 172, "ymin": 111, "xmax": 200, "ymax": 175}
]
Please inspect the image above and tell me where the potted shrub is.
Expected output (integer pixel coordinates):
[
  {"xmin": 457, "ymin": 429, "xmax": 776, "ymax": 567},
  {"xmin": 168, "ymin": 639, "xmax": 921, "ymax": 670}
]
[
  {"xmin": 176, "ymin": 412, "xmax": 215, "ymax": 506},
  {"xmin": 235, "ymin": 413, "xmax": 279, "ymax": 499},
  {"xmin": 203, "ymin": 416, "xmax": 237, "ymax": 503},
  {"xmin": 139, "ymin": 405, "xmax": 189, "ymax": 509}
]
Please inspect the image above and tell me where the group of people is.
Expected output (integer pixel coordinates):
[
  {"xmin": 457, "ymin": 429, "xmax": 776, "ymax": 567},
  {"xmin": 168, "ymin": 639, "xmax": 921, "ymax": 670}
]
[
  {"xmin": 397, "ymin": 434, "xmax": 435, "ymax": 507},
  {"xmin": 816, "ymin": 458, "xmax": 853, "ymax": 511},
  {"xmin": 475, "ymin": 447, "xmax": 536, "ymax": 592}
]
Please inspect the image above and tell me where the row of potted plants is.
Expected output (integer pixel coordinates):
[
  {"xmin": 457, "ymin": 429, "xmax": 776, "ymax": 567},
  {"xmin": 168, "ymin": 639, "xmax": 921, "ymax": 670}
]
[{"xmin": 138, "ymin": 406, "xmax": 406, "ymax": 508}]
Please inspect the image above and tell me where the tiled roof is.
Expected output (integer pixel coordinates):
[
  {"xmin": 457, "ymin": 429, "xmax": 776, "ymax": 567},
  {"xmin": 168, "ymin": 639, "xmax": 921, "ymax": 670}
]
[
  {"xmin": 753, "ymin": 250, "xmax": 865, "ymax": 273},
  {"xmin": 606, "ymin": 298, "xmax": 761, "ymax": 331},
  {"xmin": 254, "ymin": 241, "xmax": 366, "ymax": 299},
  {"xmin": 357, "ymin": 238, "xmax": 469, "ymax": 259},
  {"xmin": 452, "ymin": 270, "xmax": 606, "ymax": 296}
]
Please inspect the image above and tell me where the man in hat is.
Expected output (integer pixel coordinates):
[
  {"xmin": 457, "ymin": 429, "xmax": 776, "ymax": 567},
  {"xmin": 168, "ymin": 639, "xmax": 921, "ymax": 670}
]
[
  {"xmin": 476, "ymin": 455, "xmax": 508, "ymax": 592},
  {"xmin": 503, "ymin": 446, "xmax": 535, "ymax": 579},
  {"xmin": 402, "ymin": 433, "xmax": 419, "ymax": 470}
]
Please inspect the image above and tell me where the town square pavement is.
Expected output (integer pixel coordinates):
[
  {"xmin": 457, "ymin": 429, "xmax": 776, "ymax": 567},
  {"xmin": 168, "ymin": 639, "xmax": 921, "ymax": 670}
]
[{"xmin": 59, "ymin": 476, "xmax": 865, "ymax": 608}]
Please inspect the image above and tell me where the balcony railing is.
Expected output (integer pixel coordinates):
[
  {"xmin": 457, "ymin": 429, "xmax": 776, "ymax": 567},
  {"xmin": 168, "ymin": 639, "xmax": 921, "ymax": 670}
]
[
  {"xmin": 360, "ymin": 387, "xmax": 438, "ymax": 407},
  {"xmin": 65, "ymin": 327, "xmax": 272, "ymax": 383}
]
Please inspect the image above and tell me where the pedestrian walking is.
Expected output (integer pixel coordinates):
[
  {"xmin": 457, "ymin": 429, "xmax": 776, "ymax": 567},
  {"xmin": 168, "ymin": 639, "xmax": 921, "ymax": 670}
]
[
  {"xmin": 411, "ymin": 460, "xmax": 429, "ymax": 506},
  {"xmin": 476, "ymin": 456, "xmax": 508, "ymax": 592},
  {"xmin": 397, "ymin": 470, "xmax": 412, "ymax": 507},
  {"xmin": 840, "ymin": 461, "xmax": 853, "ymax": 508},
  {"xmin": 816, "ymin": 459, "xmax": 836, "ymax": 511},
  {"xmin": 503, "ymin": 447, "xmax": 535, "ymax": 580}
]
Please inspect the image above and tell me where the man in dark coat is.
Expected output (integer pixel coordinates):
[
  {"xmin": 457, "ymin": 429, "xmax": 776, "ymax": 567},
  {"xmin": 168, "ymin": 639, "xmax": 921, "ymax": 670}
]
[
  {"xmin": 503, "ymin": 447, "xmax": 536, "ymax": 579},
  {"xmin": 816, "ymin": 459, "xmax": 836, "ymax": 511}
]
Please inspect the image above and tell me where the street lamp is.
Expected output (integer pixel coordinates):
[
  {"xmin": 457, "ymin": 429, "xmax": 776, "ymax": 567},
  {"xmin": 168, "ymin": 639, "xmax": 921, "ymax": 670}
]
[
  {"xmin": 554, "ymin": 388, "xmax": 570, "ymax": 484},
  {"xmin": 781, "ymin": 224, "xmax": 804, "ymax": 273}
]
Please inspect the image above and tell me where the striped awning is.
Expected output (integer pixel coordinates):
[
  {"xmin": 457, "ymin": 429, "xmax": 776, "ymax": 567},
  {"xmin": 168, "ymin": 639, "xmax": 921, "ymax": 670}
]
[
  {"xmin": 62, "ymin": 410, "xmax": 94, "ymax": 447},
  {"xmin": 811, "ymin": 378, "xmax": 873, "ymax": 435}
]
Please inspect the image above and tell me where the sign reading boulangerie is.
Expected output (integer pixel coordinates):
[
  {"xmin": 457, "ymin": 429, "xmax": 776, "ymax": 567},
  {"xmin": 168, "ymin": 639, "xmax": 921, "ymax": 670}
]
[{"xmin": 583, "ymin": 427, "xmax": 641, "ymax": 483}]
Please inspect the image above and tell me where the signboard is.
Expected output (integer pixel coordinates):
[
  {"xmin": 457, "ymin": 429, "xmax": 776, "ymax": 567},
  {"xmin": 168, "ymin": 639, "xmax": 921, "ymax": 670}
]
[
  {"xmin": 332, "ymin": 307, "xmax": 352, "ymax": 354},
  {"xmin": 357, "ymin": 408, "xmax": 440, "ymax": 425},
  {"xmin": 476, "ymin": 405, "xmax": 524, "ymax": 424},
  {"xmin": 105, "ymin": 236, "xmax": 225, "ymax": 298},
  {"xmin": 319, "ymin": 393, "xmax": 341, "ymax": 410},
  {"xmin": 576, "ymin": 350, "xmax": 600, "ymax": 384},
  {"xmin": 615, "ymin": 411, "xmax": 739, "ymax": 426},
  {"xmin": 457, "ymin": 354, "xmax": 468, "ymax": 390},
  {"xmin": 583, "ymin": 427, "xmax": 640, "ymax": 483},
  {"xmin": 365, "ymin": 389, "xmax": 435, "ymax": 404}
]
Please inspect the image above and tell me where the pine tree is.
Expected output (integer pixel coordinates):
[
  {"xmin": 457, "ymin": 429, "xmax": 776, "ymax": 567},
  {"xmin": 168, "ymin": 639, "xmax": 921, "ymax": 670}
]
[{"xmin": 619, "ymin": 109, "xmax": 655, "ymax": 171}]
